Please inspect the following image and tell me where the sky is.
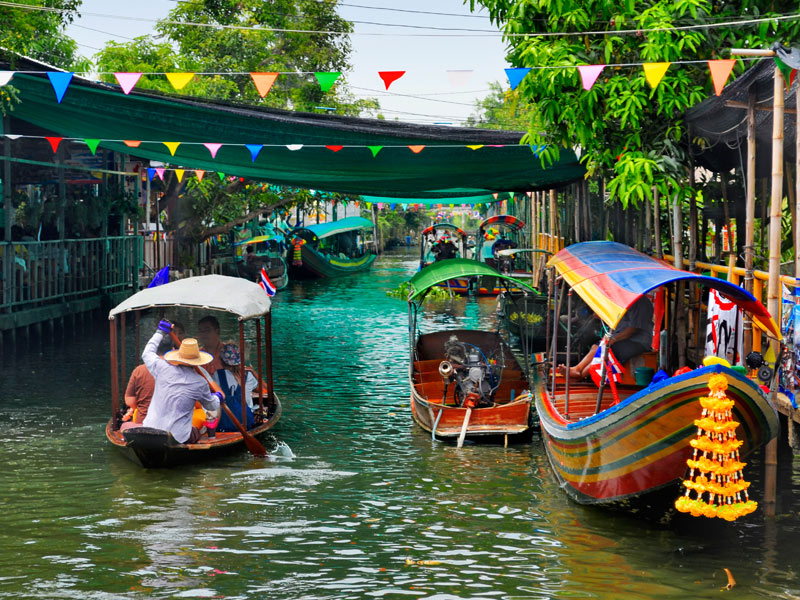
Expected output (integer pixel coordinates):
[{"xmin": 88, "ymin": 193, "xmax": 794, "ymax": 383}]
[{"xmin": 64, "ymin": 0, "xmax": 512, "ymax": 126}]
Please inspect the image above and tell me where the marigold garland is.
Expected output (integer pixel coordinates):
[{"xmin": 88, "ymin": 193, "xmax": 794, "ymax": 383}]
[{"xmin": 674, "ymin": 372, "xmax": 757, "ymax": 521}]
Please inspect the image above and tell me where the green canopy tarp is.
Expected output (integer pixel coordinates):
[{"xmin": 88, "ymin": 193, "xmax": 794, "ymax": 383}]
[
  {"xmin": 406, "ymin": 258, "xmax": 536, "ymax": 301},
  {"xmin": 302, "ymin": 216, "xmax": 374, "ymax": 239},
  {"xmin": 4, "ymin": 56, "xmax": 585, "ymax": 198},
  {"xmin": 361, "ymin": 194, "xmax": 504, "ymax": 206}
]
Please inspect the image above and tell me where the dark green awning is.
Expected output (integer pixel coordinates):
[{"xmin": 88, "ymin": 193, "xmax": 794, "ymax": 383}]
[
  {"xmin": 302, "ymin": 216, "xmax": 374, "ymax": 239},
  {"xmin": 406, "ymin": 258, "xmax": 536, "ymax": 301},
  {"xmin": 5, "ymin": 57, "xmax": 585, "ymax": 198}
]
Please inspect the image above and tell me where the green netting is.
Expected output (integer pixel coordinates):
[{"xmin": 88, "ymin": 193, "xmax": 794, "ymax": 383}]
[
  {"xmin": 361, "ymin": 193, "xmax": 505, "ymax": 206},
  {"xmin": 6, "ymin": 61, "xmax": 585, "ymax": 198}
]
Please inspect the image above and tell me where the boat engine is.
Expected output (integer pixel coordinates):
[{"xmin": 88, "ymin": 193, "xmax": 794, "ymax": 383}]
[{"xmin": 439, "ymin": 336, "xmax": 494, "ymax": 408}]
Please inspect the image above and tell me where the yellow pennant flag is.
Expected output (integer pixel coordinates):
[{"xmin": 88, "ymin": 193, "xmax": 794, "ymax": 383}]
[
  {"xmin": 163, "ymin": 141, "xmax": 181, "ymax": 156},
  {"xmin": 175, "ymin": 169, "xmax": 185, "ymax": 182},
  {"xmin": 466, "ymin": 145, "xmax": 484, "ymax": 151},
  {"xmin": 643, "ymin": 62, "xmax": 671, "ymax": 89},
  {"xmin": 166, "ymin": 72, "xmax": 195, "ymax": 90}
]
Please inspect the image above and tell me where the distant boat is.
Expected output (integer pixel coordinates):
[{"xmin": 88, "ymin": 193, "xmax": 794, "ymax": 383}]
[
  {"xmin": 418, "ymin": 222, "xmax": 471, "ymax": 294},
  {"xmin": 288, "ymin": 216, "xmax": 377, "ymax": 278},
  {"xmin": 231, "ymin": 232, "xmax": 289, "ymax": 290},
  {"xmin": 106, "ymin": 275, "xmax": 282, "ymax": 468},
  {"xmin": 406, "ymin": 258, "xmax": 540, "ymax": 447},
  {"xmin": 537, "ymin": 242, "xmax": 780, "ymax": 507},
  {"xmin": 474, "ymin": 215, "xmax": 530, "ymax": 295}
]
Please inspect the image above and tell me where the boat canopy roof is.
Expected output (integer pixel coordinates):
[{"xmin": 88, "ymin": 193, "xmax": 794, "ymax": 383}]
[
  {"xmin": 479, "ymin": 215, "xmax": 525, "ymax": 232},
  {"xmin": 236, "ymin": 233, "xmax": 284, "ymax": 245},
  {"xmin": 548, "ymin": 242, "xmax": 779, "ymax": 336},
  {"xmin": 300, "ymin": 216, "xmax": 374, "ymax": 239},
  {"xmin": 407, "ymin": 258, "xmax": 536, "ymax": 302},
  {"xmin": 421, "ymin": 223, "xmax": 466, "ymax": 237},
  {"xmin": 496, "ymin": 248, "xmax": 552, "ymax": 257},
  {"xmin": 109, "ymin": 275, "xmax": 271, "ymax": 320}
]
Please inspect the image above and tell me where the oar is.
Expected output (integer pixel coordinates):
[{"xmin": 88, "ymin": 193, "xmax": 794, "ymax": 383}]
[
  {"xmin": 456, "ymin": 407, "xmax": 472, "ymax": 448},
  {"xmin": 168, "ymin": 329, "xmax": 267, "ymax": 457}
]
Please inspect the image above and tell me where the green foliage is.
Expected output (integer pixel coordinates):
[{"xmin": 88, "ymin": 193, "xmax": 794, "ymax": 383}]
[
  {"xmin": 386, "ymin": 280, "xmax": 451, "ymax": 301},
  {"xmin": 469, "ymin": 0, "xmax": 800, "ymax": 206},
  {"xmin": 466, "ymin": 81, "xmax": 533, "ymax": 130}
]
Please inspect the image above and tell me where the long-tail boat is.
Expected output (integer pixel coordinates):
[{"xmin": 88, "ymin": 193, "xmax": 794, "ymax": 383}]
[
  {"xmin": 106, "ymin": 275, "xmax": 282, "ymax": 468},
  {"xmin": 537, "ymin": 242, "xmax": 780, "ymax": 506},
  {"xmin": 288, "ymin": 216, "xmax": 376, "ymax": 278},
  {"xmin": 407, "ymin": 258, "xmax": 539, "ymax": 447},
  {"xmin": 474, "ymin": 215, "xmax": 529, "ymax": 295},
  {"xmin": 418, "ymin": 222, "xmax": 471, "ymax": 294},
  {"xmin": 231, "ymin": 231, "xmax": 289, "ymax": 290}
]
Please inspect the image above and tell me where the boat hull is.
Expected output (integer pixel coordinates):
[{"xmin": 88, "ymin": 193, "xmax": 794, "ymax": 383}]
[
  {"xmin": 289, "ymin": 244, "xmax": 376, "ymax": 278},
  {"xmin": 232, "ymin": 257, "xmax": 289, "ymax": 290},
  {"xmin": 106, "ymin": 396, "xmax": 282, "ymax": 468},
  {"xmin": 535, "ymin": 365, "xmax": 779, "ymax": 505}
]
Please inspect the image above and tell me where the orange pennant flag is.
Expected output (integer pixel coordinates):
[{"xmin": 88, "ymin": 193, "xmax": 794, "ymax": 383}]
[
  {"xmin": 123, "ymin": 140, "xmax": 142, "ymax": 148},
  {"xmin": 250, "ymin": 72, "xmax": 279, "ymax": 97},
  {"xmin": 165, "ymin": 72, "xmax": 195, "ymax": 90},
  {"xmin": 195, "ymin": 170, "xmax": 205, "ymax": 181},
  {"xmin": 175, "ymin": 169, "xmax": 185, "ymax": 182},
  {"xmin": 408, "ymin": 145, "xmax": 425, "ymax": 154},
  {"xmin": 708, "ymin": 59, "xmax": 736, "ymax": 96},
  {"xmin": 163, "ymin": 142, "xmax": 181, "ymax": 156}
]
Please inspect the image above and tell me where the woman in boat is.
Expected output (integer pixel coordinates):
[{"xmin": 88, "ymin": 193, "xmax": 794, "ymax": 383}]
[
  {"xmin": 197, "ymin": 315, "xmax": 224, "ymax": 376},
  {"xmin": 213, "ymin": 343, "xmax": 257, "ymax": 432}
]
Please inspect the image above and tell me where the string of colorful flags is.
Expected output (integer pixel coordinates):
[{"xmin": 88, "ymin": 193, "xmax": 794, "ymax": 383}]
[{"xmin": 0, "ymin": 57, "xmax": 756, "ymax": 105}]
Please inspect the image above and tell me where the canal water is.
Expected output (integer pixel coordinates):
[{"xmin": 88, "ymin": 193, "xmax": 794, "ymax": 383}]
[{"xmin": 2, "ymin": 249, "xmax": 800, "ymax": 599}]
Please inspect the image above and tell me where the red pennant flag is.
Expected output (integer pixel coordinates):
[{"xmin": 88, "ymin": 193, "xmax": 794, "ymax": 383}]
[
  {"xmin": 250, "ymin": 72, "xmax": 279, "ymax": 97},
  {"xmin": 326, "ymin": 145, "xmax": 343, "ymax": 152},
  {"xmin": 378, "ymin": 71, "xmax": 406, "ymax": 90},
  {"xmin": 45, "ymin": 137, "xmax": 63, "ymax": 153},
  {"xmin": 407, "ymin": 145, "xmax": 425, "ymax": 154},
  {"xmin": 708, "ymin": 59, "xmax": 736, "ymax": 96}
]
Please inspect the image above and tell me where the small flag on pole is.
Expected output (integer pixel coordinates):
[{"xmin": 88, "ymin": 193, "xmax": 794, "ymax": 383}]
[
  {"xmin": 259, "ymin": 267, "xmax": 276, "ymax": 296},
  {"xmin": 147, "ymin": 264, "xmax": 170, "ymax": 288}
]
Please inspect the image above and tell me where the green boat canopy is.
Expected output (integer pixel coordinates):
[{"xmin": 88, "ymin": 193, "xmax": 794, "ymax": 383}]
[
  {"xmin": 301, "ymin": 216, "xmax": 375, "ymax": 239},
  {"xmin": 406, "ymin": 258, "xmax": 536, "ymax": 302},
  {"xmin": 4, "ymin": 54, "xmax": 585, "ymax": 198},
  {"xmin": 360, "ymin": 194, "xmax": 503, "ymax": 206}
]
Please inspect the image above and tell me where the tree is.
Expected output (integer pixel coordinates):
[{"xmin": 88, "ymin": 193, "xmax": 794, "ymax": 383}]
[
  {"xmin": 466, "ymin": 81, "xmax": 533, "ymax": 130},
  {"xmin": 468, "ymin": 0, "xmax": 800, "ymax": 206}
]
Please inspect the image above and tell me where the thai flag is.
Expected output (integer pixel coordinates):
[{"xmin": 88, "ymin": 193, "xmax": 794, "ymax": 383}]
[
  {"xmin": 588, "ymin": 340, "xmax": 624, "ymax": 385},
  {"xmin": 259, "ymin": 267, "xmax": 276, "ymax": 296}
]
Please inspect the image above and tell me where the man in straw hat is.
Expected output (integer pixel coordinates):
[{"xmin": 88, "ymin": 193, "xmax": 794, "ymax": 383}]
[{"xmin": 141, "ymin": 319, "xmax": 222, "ymax": 444}]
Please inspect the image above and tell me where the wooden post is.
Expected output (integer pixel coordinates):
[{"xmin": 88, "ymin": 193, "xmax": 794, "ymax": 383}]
[
  {"xmin": 767, "ymin": 64, "xmax": 784, "ymax": 338},
  {"xmin": 265, "ymin": 312, "xmax": 275, "ymax": 404},
  {"xmin": 654, "ymin": 186, "xmax": 662, "ymax": 258},
  {"xmin": 110, "ymin": 318, "xmax": 119, "ymax": 421},
  {"xmin": 688, "ymin": 130, "xmax": 698, "ymax": 272},
  {"xmin": 2, "ymin": 120, "xmax": 11, "ymax": 315},
  {"xmin": 120, "ymin": 312, "xmax": 126, "ymax": 385},
  {"xmin": 672, "ymin": 191, "xmax": 683, "ymax": 268},
  {"xmin": 239, "ymin": 321, "xmax": 247, "ymax": 426},
  {"xmin": 256, "ymin": 318, "xmax": 264, "ymax": 412},
  {"xmin": 549, "ymin": 189, "xmax": 557, "ymax": 249},
  {"xmin": 135, "ymin": 311, "xmax": 140, "ymax": 360},
  {"xmin": 743, "ymin": 86, "xmax": 757, "ymax": 357}
]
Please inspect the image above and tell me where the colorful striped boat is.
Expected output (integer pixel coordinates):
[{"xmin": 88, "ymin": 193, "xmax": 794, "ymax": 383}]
[
  {"xmin": 419, "ymin": 223, "xmax": 470, "ymax": 294},
  {"xmin": 538, "ymin": 242, "xmax": 781, "ymax": 506}
]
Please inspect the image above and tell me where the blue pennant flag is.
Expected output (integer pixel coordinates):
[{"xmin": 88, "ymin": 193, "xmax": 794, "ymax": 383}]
[
  {"xmin": 147, "ymin": 264, "xmax": 170, "ymax": 288},
  {"xmin": 246, "ymin": 144, "xmax": 263, "ymax": 162},
  {"xmin": 47, "ymin": 71, "xmax": 74, "ymax": 104},
  {"xmin": 504, "ymin": 67, "xmax": 531, "ymax": 91},
  {"xmin": 147, "ymin": 167, "xmax": 156, "ymax": 181}
]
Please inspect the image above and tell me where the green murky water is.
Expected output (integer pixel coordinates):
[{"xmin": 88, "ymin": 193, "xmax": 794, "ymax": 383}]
[{"xmin": 2, "ymin": 249, "xmax": 800, "ymax": 599}]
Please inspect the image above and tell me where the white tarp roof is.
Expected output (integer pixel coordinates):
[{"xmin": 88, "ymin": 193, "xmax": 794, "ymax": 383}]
[{"xmin": 109, "ymin": 275, "xmax": 271, "ymax": 320}]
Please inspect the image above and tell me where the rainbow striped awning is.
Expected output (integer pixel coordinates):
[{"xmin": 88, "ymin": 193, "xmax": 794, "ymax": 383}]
[
  {"xmin": 421, "ymin": 223, "xmax": 466, "ymax": 237},
  {"xmin": 479, "ymin": 215, "xmax": 525, "ymax": 232},
  {"xmin": 548, "ymin": 242, "xmax": 779, "ymax": 337}
]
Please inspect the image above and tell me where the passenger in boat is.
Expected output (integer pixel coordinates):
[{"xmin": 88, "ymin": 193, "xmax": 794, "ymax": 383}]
[
  {"xmin": 560, "ymin": 295, "xmax": 654, "ymax": 380},
  {"xmin": 213, "ymin": 343, "xmax": 257, "ymax": 432},
  {"xmin": 244, "ymin": 245, "xmax": 260, "ymax": 266},
  {"xmin": 197, "ymin": 315, "xmax": 225, "ymax": 376},
  {"xmin": 141, "ymin": 320, "xmax": 222, "ymax": 444}
]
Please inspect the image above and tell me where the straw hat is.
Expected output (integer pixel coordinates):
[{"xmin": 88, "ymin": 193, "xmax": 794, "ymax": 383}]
[{"xmin": 164, "ymin": 338, "xmax": 213, "ymax": 366}]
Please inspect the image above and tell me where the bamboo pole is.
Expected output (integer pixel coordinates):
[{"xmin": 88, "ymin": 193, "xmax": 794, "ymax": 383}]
[
  {"xmin": 744, "ymin": 86, "xmax": 757, "ymax": 357},
  {"xmin": 767, "ymin": 64, "xmax": 784, "ymax": 336},
  {"xmin": 654, "ymin": 186, "xmax": 662, "ymax": 257}
]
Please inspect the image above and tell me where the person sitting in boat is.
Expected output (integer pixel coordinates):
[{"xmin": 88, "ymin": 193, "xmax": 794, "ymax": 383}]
[
  {"xmin": 432, "ymin": 238, "xmax": 457, "ymax": 261},
  {"xmin": 120, "ymin": 322, "xmax": 187, "ymax": 431},
  {"xmin": 561, "ymin": 295, "xmax": 654, "ymax": 380},
  {"xmin": 140, "ymin": 321, "xmax": 222, "ymax": 444},
  {"xmin": 197, "ymin": 315, "xmax": 225, "ymax": 376},
  {"xmin": 244, "ymin": 245, "xmax": 260, "ymax": 266},
  {"xmin": 213, "ymin": 343, "xmax": 257, "ymax": 432}
]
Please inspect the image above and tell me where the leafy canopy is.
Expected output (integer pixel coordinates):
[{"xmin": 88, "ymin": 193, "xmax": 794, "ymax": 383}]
[{"xmin": 469, "ymin": 0, "xmax": 800, "ymax": 206}]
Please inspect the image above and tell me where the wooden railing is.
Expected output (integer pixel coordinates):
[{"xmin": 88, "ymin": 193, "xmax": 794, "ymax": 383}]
[{"xmin": 0, "ymin": 236, "xmax": 142, "ymax": 311}]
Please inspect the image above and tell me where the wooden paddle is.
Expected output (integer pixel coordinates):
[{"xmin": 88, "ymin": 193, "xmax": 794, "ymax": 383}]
[
  {"xmin": 168, "ymin": 329, "xmax": 268, "ymax": 457},
  {"xmin": 456, "ymin": 407, "xmax": 472, "ymax": 449}
]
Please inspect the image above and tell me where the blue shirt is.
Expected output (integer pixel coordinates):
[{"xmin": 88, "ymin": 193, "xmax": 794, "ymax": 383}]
[{"xmin": 141, "ymin": 331, "xmax": 220, "ymax": 444}]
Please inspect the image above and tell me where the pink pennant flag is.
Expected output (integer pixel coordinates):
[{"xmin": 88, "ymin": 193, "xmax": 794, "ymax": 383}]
[
  {"xmin": 155, "ymin": 168, "xmax": 165, "ymax": 181},
  {"xmin": 114, "ymin": 72, "xmax": 142, "ymax": 95},
  {"xmin": 577, "ymin": 65, "xmax": 605, "ymax": 91},
  {"xmin": 204, "ymin": 143, "xmax": 222, "ymax": 158},
  {"xmin": 378, "ymin": 71, "xmax": 406, "ymax": 90},
  {"xmin": 446, "ymin": 70, "xmax": 473, "ymax": 88},
  {"xmin": 195, "ymin": 170, "xmax": 205, "ymax": 181}
]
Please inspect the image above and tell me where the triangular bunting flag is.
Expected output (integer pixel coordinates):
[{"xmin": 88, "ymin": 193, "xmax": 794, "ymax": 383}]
[
  {"xmin": 326, "ymin": 145, "xmax": 343, "ymax": 152},
  {"xmin": 217, "ymin": 172, "xmax": 226, "ymax": 181},
  {"xmin": 643, "ymin": 62, "xmax": 671, "ymax": 89},
  {"xmin": 123, "ymin": 140, "xmax": 142, "ymax": 147},
  {"xmin": 250, "ymin": 72, "xmax": 279, "ymax": 97},
  {"xmin": 203, "ymin": 143, "xmax": 222, "ymax": 158},
  {"xmin": 155, "ymin": 168, "xmax": 165, "ymax": 181},
  {"xmin": 577, "ymin": 65, "xmax": 605, "ymax": 91},
  {"xmin": 378, "ymin": 71, "xmax": 405, "ymax": 90},
  {"xmin": 175, "ymin": 169, "xmax": 185, "ymax": 182},
  {"xmin": 504, "ymin": 67, "xmax": 530, "ymax": 91},
  {"xmin": 165, "ymin": 72, "xmax": 195, "ymax": 90},
  {"xmin": 114, "ymin": 72, "xmax": 142, "ymax": 95},
  {"xmin": 315, "ymin": 72, "xmax": 341, "ymax": 92},
  {"xmin": 245, "ymin": 144, "xmax": 263, "ymax": 162},
  {"xmin": 47, "ymin": 71, "xmax": 73, "ymax": 103},
  {"xmin": 446, "ymin": 69, "xmax": 472, "ymax": 88},
  {"xmin": 774, "ymin": 57, "xmax": 794, "ymax": 91},
  {"xmin": 708, "ymin": 59, "xmax": 736, "ymax": 96},
  {"xmin": 195, "ymin": 169, "xmax": 205, "ymax": 181},
  {"xmin": 163, "ymin": 142, "xmax": 181, "ymax": 156},
  {"xmin": 286, "ymin": 144, "xmax": 303, "ymax": 151},
  {"xmin": 408, "ymin": 145, "xmax": 425, "ymax": 154},
  {"xmin": 147, "ymin": 167, "xmax": 156, "ymax": 181},
  {"xmin": 4, "ymin": 134, "xmax": 21, "ymax": 140},
  {"xmin": 367, "ymin": 146, "xmax": 383, "ymax": 157},
  {"xmin": 0, "ymin": 72, "xmax": 14, "ymax": 87},
  {"xmin": 45, "ymin": 137, "xmax": 63, "ymax": 153},
  {"xmin": 466, "ymin": 145, "xmax": 484, "ymax": 151},
  {"xmin": 84, "ymin": 139, "xmax": 101, "ymax": 155}
]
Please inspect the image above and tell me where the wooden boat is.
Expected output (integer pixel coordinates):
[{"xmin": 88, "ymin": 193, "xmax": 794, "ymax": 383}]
[
  {"xmin": 537, "ymin": 242, "xmax": 780, "ymax": 506},
  {"xmin": 418, "ymin": 223, "xmax": 471, "ymax": 294},
  {"xmin": 474, "ymin": 215, "xmax": 530, "ymax": 295},
  {"xmin": 231, "ymin": 232, "xmax": 289, "ymax": 290},
  {"xmin": 406, "ymin": 259, "xmax": 539, "ymax": 446},
  {"xmin": 288, "ymin": 216, "xmax": 376, "ymax": 278},
  {"xmin": 106, "ymin": 275, "xmax": 282, "ymax": 468}
]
